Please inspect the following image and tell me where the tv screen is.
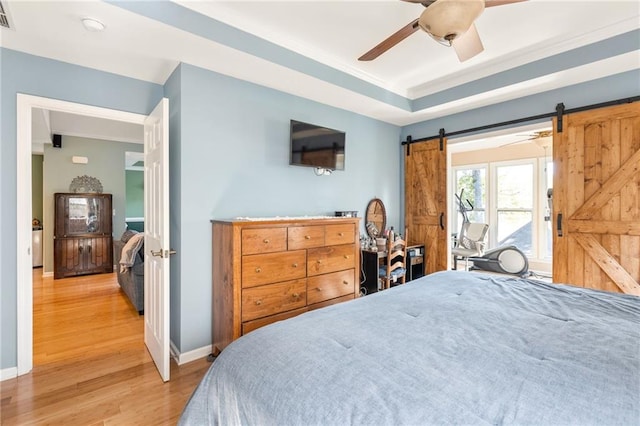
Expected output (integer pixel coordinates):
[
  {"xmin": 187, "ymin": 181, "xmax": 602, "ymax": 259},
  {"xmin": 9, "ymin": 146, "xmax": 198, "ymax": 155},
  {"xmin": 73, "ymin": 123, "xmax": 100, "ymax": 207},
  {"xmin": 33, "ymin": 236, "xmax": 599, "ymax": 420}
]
[{"xmin": 290, "ymin": 120, "xmax": 345, "ymax": 170}]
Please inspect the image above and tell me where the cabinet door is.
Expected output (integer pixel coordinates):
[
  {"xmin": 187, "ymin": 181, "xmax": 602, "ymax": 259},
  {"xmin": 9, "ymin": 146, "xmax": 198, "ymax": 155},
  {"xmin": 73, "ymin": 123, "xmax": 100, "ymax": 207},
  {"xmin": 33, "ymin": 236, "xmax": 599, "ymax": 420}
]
[
  {"xmin": 82, "ymin": 236, "xmax": 113, "ymax": 274},
  {"xmin": 54, "ymin": 238, "xmax": 83, "ymax": 278},
  {"xmin": 55, "ymin": 193, "xmax": 112, "ymax": 237}
]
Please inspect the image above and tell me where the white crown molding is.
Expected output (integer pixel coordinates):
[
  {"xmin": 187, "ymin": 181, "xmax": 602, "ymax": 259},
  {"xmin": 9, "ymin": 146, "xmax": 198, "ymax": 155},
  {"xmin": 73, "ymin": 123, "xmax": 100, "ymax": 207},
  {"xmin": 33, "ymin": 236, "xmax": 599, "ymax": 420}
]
[
  {"xmin": 400, "ymin": 52, "xmax": 639, "ymax": 126},
  {"xmin": 174, "ymin": 0, "xmax": 406, "ymax": 96},
  {"xmin": 407, "ymin": 16, "xmax": 639, "ymax": 99}
]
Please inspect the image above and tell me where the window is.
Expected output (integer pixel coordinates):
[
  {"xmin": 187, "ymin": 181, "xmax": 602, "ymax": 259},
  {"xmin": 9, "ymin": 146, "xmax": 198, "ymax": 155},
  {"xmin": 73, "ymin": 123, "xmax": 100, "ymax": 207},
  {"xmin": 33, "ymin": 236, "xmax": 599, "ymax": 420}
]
[
  {"xmin": 494, "ymin": 162, "xmax": 534, "ymax": 255},
  {"xmin": 452, "ymin": 157, "xmax": 551, "ymax": 265},
  {"xmin": 453, "ymin": 166, "xmax": 486, "ymax": 235}
]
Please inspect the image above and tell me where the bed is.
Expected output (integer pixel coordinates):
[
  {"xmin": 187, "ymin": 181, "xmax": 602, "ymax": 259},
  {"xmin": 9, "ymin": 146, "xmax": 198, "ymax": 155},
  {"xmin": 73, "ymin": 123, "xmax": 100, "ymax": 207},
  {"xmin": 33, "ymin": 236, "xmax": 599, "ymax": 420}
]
[{"xmin": 180, "ymin": 270, "xmax": 640, "ymax": 425}]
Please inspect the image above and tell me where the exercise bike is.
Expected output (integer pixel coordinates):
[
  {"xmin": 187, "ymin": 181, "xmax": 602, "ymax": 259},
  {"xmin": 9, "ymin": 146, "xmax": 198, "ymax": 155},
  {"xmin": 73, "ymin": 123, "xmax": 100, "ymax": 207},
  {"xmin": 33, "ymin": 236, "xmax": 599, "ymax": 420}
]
[{"xmin": 453, "ymin": 190, "xmax": 530, "ymax": 277}]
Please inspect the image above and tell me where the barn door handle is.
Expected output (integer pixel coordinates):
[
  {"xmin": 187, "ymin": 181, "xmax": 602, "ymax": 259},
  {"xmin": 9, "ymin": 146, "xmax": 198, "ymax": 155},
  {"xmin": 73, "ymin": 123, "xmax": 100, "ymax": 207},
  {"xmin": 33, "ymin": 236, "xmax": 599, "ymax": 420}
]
[
  {"xmin": 439, "ymin": 213, "xmax": 445, "ymax": 230},
  {"xmin": 556, "ymin": 213, "xmax": 563, "ymax": 237}
]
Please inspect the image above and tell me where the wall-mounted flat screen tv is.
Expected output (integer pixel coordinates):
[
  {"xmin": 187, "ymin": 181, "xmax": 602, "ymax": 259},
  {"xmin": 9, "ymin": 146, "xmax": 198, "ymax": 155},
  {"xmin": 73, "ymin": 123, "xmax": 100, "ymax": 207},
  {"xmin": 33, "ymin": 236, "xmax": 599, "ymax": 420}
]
[{"xmin": 290, "ymin": 120, "xmax": 345, "ymax": 171}]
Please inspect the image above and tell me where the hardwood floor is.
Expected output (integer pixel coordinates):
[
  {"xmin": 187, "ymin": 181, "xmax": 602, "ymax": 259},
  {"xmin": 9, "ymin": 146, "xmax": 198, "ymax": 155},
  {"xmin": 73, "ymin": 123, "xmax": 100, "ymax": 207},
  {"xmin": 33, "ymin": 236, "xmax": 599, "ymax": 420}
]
[{"xmin": 1, "ymin": 270, "xmax": 211, "ymax": 425}]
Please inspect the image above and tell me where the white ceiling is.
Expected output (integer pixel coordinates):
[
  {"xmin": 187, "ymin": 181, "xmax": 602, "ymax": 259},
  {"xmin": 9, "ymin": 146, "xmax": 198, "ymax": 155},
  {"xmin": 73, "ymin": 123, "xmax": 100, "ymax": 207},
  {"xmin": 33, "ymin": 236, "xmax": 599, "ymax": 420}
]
[{"xmin": 2, "ymin": 0, "xmax": 638, "ymax": 146}]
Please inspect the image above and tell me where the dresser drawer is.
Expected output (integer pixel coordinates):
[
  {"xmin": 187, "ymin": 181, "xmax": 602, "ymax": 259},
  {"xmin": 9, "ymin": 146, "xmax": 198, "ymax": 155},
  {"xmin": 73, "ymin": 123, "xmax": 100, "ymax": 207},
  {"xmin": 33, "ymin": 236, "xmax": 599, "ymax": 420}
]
[
  {"xmin": 242, "ymin": 307, "xmax": 308, "ymax": 335},
  {"xmin": 242, "ymin": 250, "xmax": 306, "ymax": 288},
  {"xmin": 325, "ymin": 223, "xmax": 355, "ymax": 246},
  {"xmin": 288, "ymin": 225, "xmax": 325, "ymax": 250},
  {"xmin": 242, "ymin": 227, "xmax": 287, "ymax": 255},
  {"xmin": 308, "ymin": 294, "xmax": 354, "ymax": 311},
  {"xmin": 307, "ymin": 269, "xmax": 355, "ymax": 305},
  {"xmin": 307, "ymin": 244, "xmax": 355, "ymax": 276},
  {"xmin": 241, "ymin": 279, "xmax": 307, "ymax": 322}
]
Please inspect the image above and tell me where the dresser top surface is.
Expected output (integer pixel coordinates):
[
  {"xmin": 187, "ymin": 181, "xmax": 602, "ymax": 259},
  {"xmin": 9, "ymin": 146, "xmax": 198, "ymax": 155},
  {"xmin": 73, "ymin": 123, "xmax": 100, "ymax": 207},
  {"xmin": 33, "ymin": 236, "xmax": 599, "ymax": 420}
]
[{"xmin": 212, "ymin": 216, "xmax": 360, "ymax": 226}]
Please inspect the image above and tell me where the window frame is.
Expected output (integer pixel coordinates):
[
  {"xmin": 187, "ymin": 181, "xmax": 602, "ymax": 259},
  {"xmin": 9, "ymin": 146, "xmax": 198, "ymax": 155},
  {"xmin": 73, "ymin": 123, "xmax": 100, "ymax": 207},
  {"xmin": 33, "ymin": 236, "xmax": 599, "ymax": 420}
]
[{"xmin": 451, "ymin": 162, "xmax": 488, "ymax": 239}]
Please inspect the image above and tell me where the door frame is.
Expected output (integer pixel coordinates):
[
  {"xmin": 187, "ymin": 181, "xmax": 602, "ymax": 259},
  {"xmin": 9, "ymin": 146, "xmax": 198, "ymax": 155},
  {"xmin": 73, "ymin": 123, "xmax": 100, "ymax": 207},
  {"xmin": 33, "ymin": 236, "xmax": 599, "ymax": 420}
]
[{"xmin": 16, "ymin": 94, "xmax": 149, "ymax": 376}]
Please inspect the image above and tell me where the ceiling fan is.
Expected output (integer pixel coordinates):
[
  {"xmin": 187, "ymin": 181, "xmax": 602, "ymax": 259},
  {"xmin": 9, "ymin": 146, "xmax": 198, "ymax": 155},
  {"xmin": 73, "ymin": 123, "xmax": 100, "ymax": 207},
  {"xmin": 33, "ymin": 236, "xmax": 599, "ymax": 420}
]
[
  {"xmin": 359, "ymin": 0, "xmax": 527, "ymax": 62},
  {"xmin": 501, "ymin": 130, "xmax": 553, "ymax": 148}
]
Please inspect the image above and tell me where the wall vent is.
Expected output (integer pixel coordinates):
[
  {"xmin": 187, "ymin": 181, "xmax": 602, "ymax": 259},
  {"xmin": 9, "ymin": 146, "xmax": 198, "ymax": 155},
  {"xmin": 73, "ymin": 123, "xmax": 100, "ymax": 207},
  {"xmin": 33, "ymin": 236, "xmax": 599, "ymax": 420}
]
[{"xmin": 0, "ymin": 1, "xmax": 14, "ymax": 29}]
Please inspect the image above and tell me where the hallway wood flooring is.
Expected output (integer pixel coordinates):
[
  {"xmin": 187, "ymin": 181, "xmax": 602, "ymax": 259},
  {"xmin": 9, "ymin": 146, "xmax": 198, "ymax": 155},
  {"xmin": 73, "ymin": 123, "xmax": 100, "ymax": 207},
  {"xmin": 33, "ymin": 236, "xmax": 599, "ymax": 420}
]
[{"xmin": 1, "ymin": 270, "xmax": 210, "ymax": 425}]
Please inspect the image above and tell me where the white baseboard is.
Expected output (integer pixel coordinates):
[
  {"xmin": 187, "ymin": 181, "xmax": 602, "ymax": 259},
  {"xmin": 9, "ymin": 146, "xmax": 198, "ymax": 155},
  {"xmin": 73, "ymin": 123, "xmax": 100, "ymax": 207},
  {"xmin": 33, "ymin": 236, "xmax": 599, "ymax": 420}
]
[
  {"xmin": 2, "ymin": 344, "xmax": 211, "ymax": 381},
  {"xmin": 170, "ymin": 341, "xmax": 212, "ymax": 365},
  {"xmin": 42, "ymin": 271, "xmax": 53, "ymax": 278},
  {"xmin": 1, "ymin": 367, "xmax": 18, "ymax": 381}
]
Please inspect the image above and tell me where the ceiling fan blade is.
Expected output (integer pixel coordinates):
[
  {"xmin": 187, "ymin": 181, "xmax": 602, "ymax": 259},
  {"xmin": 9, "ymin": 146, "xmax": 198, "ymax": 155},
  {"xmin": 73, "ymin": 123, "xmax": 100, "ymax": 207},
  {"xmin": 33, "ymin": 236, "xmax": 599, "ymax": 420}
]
[
  {"xmin": 452, "ymin": 23, "xmax": 484, "ymax": 62},
  {"xmin": 485, "ymin": 0, "xmax": 527, "ymax": 8},
  {"xmin": 358, "ymin": 19, "xmax": 420, "ymax": 61}
]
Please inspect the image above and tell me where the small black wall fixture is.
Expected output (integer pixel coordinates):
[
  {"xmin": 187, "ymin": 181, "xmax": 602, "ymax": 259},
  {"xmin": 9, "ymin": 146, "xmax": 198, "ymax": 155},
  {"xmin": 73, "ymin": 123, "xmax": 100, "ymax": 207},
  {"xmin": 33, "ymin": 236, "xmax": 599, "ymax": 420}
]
[{"xmin": 52, "ymin": 134, "xmax": 62, "ymax": 148}]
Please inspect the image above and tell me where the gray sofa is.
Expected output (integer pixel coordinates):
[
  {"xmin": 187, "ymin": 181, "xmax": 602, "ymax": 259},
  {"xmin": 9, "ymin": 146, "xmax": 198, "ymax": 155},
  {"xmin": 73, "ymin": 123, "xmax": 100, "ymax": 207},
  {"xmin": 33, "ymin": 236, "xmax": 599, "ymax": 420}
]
[{"xmin": 114, "ymin": 230, "xmax": 144, "ymax": 314}]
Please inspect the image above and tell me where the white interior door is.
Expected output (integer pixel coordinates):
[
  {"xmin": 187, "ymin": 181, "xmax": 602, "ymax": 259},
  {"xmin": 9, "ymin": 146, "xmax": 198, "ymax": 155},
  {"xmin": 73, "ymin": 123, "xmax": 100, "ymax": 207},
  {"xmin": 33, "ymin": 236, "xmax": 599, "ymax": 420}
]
[{"xmin": 144, "ymin": 98, "xmax": 171, "ymax": 381}]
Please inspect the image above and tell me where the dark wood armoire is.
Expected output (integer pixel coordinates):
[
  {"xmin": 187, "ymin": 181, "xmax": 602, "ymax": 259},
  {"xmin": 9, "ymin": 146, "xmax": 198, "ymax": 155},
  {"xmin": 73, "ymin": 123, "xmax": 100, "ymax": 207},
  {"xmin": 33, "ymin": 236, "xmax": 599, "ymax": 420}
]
[{"xmin": 53, "ymin": 192, "xmax": 113, "ymax": 279}]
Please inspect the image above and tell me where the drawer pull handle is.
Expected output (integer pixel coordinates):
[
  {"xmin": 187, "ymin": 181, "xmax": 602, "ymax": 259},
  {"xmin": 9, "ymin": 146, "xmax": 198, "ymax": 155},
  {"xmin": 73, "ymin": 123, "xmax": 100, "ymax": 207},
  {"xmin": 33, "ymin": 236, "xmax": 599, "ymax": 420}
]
[
  {"xmin": 316, "ymin": 287, "xmax": 323, "ymax": 291},
  {"xmin": 338, "ymin": 232, "xmax": 344, "ymax": 237},
  {"xmin": 255, "ymin": 267, "xmax": 262, "ymax": 273},
  {"xmin": 305, "ymin": 235, "xmax": 311, "ymax": 240},
  {"xmin": 316, "ymin": 260, "xmax": 322, "ymax": 264},
  {"xmin": 263, "ymin": 238, "xmax": 270, "ymax": 244},
  {"xmin": 344, "ymin": 255, "xmax": 349, "ymax": 259},
  {"xmin": 343, "ymin": 280, "xmax": 348, "ymax": 285},
  {"xmin": 255, "ymin": 299, "xmax": 262, "ymax": 305},
  {"xmin": 292, "ymin": 263, "xmax": 298, "ymax": 268},
  {"xmin": 292, "ymin": 293, "xmax": 300, "ymax": 298}
]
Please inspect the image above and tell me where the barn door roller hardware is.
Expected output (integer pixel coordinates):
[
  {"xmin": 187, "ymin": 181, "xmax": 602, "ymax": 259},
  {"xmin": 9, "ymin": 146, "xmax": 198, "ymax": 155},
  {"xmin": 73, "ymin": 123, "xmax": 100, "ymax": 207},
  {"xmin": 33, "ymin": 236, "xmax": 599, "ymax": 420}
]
[{"xmin": 556, "ymin": 103, "xmax": 565, "ymax": 133}]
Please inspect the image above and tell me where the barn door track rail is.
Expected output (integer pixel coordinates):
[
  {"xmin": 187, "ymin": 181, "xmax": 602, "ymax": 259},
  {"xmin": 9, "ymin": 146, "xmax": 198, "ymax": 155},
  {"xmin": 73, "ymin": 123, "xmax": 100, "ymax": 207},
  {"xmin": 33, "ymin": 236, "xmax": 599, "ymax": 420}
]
[{"xmin": 402, "ymin": 96, "xmax": 640, "ymax": 155}]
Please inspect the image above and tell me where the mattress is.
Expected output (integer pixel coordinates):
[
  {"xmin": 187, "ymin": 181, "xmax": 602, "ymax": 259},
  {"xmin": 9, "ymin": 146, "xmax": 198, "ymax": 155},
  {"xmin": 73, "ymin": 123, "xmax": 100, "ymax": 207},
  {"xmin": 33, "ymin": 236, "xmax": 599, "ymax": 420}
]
[{"xmin": 180, "ymin": 270, "xmax": 640, "ymax": 425}]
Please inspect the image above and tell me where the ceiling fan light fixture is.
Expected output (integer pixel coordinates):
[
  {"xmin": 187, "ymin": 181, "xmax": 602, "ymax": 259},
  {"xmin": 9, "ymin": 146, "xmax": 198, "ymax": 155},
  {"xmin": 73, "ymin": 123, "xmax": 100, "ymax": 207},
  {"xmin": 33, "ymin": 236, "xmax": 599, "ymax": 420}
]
[{"xmin": 418, "ymin": 0, "xmax": 484, "ymax": 43}]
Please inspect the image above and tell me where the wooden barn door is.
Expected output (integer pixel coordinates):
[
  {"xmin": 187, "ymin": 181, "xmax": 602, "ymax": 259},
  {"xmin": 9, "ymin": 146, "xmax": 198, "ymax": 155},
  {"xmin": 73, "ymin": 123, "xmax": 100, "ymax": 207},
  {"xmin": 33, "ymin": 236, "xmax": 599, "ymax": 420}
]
[
  {"xmin": 405, "ymin": 138, "xmax": 448, "ymax": 274},
  {"xmin": 553, "ymin": 102, "xmax": 640, "ymax": 295}
]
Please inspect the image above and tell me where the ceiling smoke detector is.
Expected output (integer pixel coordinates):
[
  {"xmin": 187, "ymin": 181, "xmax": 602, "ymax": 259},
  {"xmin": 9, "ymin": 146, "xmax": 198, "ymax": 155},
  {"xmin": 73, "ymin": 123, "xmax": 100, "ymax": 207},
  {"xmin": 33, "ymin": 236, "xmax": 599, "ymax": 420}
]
[{"xmin": 81, "ymin": 17, "xmax": 105, "ymax": 32}]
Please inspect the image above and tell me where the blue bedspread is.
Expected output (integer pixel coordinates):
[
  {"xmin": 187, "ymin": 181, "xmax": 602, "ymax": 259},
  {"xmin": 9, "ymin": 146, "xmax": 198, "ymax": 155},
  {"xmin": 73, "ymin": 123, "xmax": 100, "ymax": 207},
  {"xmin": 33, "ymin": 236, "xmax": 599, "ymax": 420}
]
[{"xmin": 180, "ymin": 271, "xmax": 640, "ymax": 425}]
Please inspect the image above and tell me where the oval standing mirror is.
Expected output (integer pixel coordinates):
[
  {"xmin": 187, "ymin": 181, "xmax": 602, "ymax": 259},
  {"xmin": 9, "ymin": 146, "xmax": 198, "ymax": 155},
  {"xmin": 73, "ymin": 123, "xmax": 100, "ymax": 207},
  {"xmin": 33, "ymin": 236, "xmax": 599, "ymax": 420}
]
[{"xmin": 365, "ymin": 198, "xmax": 386, "ymax": 239}]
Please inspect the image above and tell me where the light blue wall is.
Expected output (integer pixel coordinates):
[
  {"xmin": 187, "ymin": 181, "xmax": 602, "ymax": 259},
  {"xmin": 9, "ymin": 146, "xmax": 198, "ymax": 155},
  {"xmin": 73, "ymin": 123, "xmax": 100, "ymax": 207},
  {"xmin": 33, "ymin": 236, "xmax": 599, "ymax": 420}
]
[
  {"xmin": 0, "ymin": 47, "xmax": 163, "ymax": 369},
  {"xmin": 168, "ymin": 63, "xmax": 402, "ymax": 352},
  {"xmin": 0, "ymin": 48, "xmax": 402, "ymax": 369}
]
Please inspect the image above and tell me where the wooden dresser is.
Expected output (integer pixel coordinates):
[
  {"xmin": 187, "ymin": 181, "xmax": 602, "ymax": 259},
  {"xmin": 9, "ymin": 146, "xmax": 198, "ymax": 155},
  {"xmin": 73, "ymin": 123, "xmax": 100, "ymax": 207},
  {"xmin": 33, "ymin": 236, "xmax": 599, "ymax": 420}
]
[{"xmin": 212, "ymin": 217, "xmax": 360, "ymax": 354}]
